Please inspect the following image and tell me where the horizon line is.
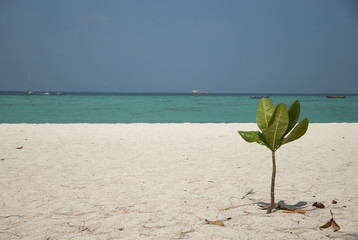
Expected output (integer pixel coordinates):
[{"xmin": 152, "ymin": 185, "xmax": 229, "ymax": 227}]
[{"xmin": 0, "ymin": 90, "xmax": 357, "ymax": 96}]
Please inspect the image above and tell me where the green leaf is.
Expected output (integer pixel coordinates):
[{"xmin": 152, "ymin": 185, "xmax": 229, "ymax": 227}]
[
  {"xmin": 239, "ymin": 98, "xmax": 308, "ymax": 152},
  {"xmin": 284, "ymin": 100, "xmax": 300, "ymax": 136},
  {"xmin": 256, "ymin": 98, "xmax": 275, "ymax": 133},
  {"xmin": 238, "ymin": 131, "xmax": 268, "ymax": 146},
  {"xmin": 258, "ymin": 132, "xmax": 271, "ymax": 149},
  {"xmin": 264, "ymin": 103, "xmax": 289, "ymax": 150},
  {"xmin": 282, "ymin": 118, "xmax": 309, "ymax": 145}
]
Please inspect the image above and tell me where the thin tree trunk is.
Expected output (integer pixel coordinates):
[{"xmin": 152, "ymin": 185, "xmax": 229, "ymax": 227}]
[{"xmin": 267, "ymin": 150, "xmax": 276, "ymax": 213}]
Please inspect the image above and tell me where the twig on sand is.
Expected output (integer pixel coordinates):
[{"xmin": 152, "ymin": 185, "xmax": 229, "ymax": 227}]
[{"xmin": 241, "ymin": 189, "xmax": 255, "ymax": 199}]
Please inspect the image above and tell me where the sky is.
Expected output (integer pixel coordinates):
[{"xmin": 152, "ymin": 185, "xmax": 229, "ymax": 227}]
[{"xmin": 0, "ymin": 0, "xmax": 357, "ymax": 94}]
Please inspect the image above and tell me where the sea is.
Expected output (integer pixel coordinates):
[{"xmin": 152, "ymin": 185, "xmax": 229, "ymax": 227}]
[{"xmin": 1, "ymin": 92, "xmax": 358, "ymax": 123}]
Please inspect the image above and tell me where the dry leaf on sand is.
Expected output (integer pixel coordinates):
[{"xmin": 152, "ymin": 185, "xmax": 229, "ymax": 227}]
[
  {"xmin": 319, "ymin": 219, "xmax": 332, "ymax": 230},
  {"xmin": 205, "ymin": 219, "xmax": 224, "ymax": 227},
  {"xmin": 278, "ymin": 205, "xmax": 296, "ymax": 211},
  {"xmin": 258, "ymin": 203, "xmax": 305, "ymax": 213},
  {"xmin": 258, "ymin": 203, "xmax": 278, "ymax": 209},
  {"xmin": 313, "ymin": 202, "xmax": 325, "ymax": 208},
  {"xmin": 332, "ymin": 219, "xmax": 340, "ymax": 232},
  {"xmin": 320, "ymin": 210, "xmax": 340, "ymax": 232},
  {"xmin": 283, "ymin": 209, "xmax": 306, "ymax": 214}
]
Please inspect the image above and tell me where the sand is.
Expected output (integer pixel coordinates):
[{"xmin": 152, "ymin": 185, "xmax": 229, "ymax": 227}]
[{"xmin": 1, "ymin": 123, "xmax": 358, "ymax": 240}]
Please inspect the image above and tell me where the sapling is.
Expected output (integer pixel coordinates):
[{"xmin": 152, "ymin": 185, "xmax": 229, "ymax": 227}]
[{"xmin": 238, "ymin": 98, "xmax": 308, "ymax": 213}]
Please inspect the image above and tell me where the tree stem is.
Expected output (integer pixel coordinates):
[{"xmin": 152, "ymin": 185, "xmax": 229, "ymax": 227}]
[{"xmin": 267, "ymin": 150, "xmax": 276, "ymax": 213}]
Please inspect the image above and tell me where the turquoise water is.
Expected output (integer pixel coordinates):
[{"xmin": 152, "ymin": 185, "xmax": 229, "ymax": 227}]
[{"xmin": 1, "ymin": 93, "xmax": 357, "ymax": 123}]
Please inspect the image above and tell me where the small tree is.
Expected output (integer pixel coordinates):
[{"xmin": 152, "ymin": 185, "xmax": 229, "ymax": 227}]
[{"xmin": 238, "ymin": 98, "xmax": 309, "ymax": 213}]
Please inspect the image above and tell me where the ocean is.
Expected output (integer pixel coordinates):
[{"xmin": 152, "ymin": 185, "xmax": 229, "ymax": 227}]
[{"xmin": 1, "ymin": 92, "xmax": 357, "ymax": 123}]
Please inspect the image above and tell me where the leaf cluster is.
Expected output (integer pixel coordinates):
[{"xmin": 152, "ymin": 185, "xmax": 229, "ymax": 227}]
[
  {"xmin": 239, "ymin": 98, "xmax": 309, "ymax": 152},
  {"xmin": 319, "ymin": 210, "xmax": 340, "ymax": 232}
]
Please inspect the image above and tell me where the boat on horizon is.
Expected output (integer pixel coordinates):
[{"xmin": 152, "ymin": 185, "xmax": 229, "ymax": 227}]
[
  {"xmin": 192, "ymin": 90, "xmax": 209, "ymax": 94},
  {"xmin": 249, "ymin": 95, "xmax": 269, "ymax": 99},
  {"xmin": 326, "ymin": 95, "xmax": 345, "ymax": 99},
  {"xmin": 42, "ymin": 92, "xmax": 66, "ymax": 95}
]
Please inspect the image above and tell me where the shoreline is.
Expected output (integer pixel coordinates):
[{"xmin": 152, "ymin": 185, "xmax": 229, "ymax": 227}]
[{"xmin": 1, "ymin": 123, "xmax": 358, "ymax": 239}]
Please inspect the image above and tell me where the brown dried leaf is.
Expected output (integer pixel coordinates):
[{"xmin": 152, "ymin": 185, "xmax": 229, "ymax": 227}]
[
  {"xmin": 259, "ymin": 203, "xmax": 306, "ymax": 213},
  {"xmin": 278, "ymin": 205, "xmax": 295, "ymax": 211},
  {"xmin": 313, "ymin": 202, "xmax": 325, "ymax": 208},
  {"xmin": 282, "ymin": 209, "xmax": 306, "ymax": 214},
  {"xmin": 205, "ymin": 219, "xmax": 224, "ymax": 227},
  {"xmin": 16, "ymin": 146, "xmax": 23, "ymax": 149},
  {"xmin": 319, "ymin": 220, "xmax": 332, "ymax": 230},
  {"xmin": 294, "ymin": 209, "xmax": 306, "ymax": 214},
  {"xmin": 332, "ymin": 219, "xmax": 340, "ymax": 232},
  {"xmin": 258, "ymin": 203, "xmax": 278, "ymax": 209},
  {"xmin": 320, "ymin": 211, "xmax": 340, "ymax": 232},
  {"xmin": 316, "ymin": 203, "xmax": 325, "ymax": 208}
]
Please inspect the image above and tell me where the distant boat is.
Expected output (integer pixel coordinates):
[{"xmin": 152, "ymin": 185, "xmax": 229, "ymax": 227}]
[
  {"xmin": 250, "ymin": 95, "xmax": 269, "ymax": 99},
  {"xmin": 42, "ymin": 92, "xmax": 66, "ymax": 95},
  {"xmin": 27, "ymin": 72, "xmax": 33, "ymax": 95},
  {"xmin": 326, "ymin": 95, "xmax": 345, "ymax": 99},
  {"xmin": 192, "ymin": 90, "xmax": 209, "ymax": 94}
]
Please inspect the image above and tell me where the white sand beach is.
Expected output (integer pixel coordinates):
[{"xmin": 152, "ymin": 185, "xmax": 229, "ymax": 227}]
[{"xmin": 1, "ymin": 123, "xmax": 358, "ymax": 240}]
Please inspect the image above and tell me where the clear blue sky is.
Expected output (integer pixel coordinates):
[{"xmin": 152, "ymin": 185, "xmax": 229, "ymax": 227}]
[{"xmin": 1, "ymin": 0, "xmax": 357, "ymax": 94}]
